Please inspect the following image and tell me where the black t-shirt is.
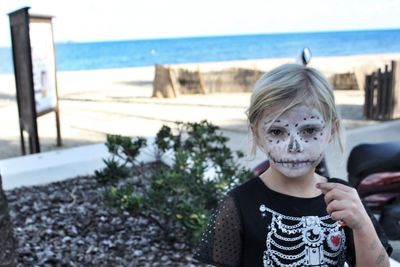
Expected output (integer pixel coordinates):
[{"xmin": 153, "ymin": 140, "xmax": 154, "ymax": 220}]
[{"xmin": 194, "ymin": 177, "xmax": 392, "ymax": 267}]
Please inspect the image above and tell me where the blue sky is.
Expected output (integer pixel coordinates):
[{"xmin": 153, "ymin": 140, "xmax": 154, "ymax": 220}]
[{"xmin": 1, "ymin": 0, "xmax": 400, "ymax": 47}]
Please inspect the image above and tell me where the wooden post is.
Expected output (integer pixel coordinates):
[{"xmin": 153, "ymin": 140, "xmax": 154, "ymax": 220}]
[
  {"xmin": 197, "ymin": 65, "xmax": 207, "ymax": 94},
  {"xmin": 387, "ymin": 61, "xmax": 395, "ymax": 119},
  {"xmin": 385, "ymin": 66, "xmax": 390, "ymax": 119},
  {"xmin": 392, "ymin": 60, "xmax": 400, "ymax": 119},
  {"xmin": 55, "ymin": 107, "xmax": 62, "ymax": 146},
  {"xmin": 370, "ymin": 73, "xmax": 375, "ymax": 119},
  {"xmin": 364, "ymin": 74, "xmax": 372, "ymax": 118},
  {"xmin": 373, "ymin": 69, "xmax": 381, "ymax": 119},
  {"xmin": 168, "ymin": 67, "xmax": 179, "ymax": 98},
  {"xmin": 379, "ymin": 67, "xmax": 387, "ymax": 119}
]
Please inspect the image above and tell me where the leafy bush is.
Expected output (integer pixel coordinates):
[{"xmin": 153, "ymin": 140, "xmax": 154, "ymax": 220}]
[
  {"xmin": 98, "ymin": 120, "xmax": 251, "ymax": 245},
  {"xmin": 94, "ymin": 135, "xmax": 147, "ymax": 184}
]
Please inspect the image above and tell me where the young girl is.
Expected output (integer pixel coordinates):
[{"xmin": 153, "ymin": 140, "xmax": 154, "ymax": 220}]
[{"xmin": 194, "ymin": 64, "xmax": 392, "ymax": 267}]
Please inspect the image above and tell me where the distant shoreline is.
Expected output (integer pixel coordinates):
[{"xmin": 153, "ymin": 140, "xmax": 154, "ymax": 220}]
[
  {"xmin": 55, "ymin": 52, "xmax": 400, "ymax": 77},
  {"xmin": 1, "ymin": 52, "xmax": 400, "ymax": 76},
  {"xmin": 2, "ymin": 29, "xmax": 400, "ymax": 74}
]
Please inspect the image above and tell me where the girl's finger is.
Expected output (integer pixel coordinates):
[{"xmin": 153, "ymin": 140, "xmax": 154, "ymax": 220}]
[
  {"xmin": 326, "ymin": 199, "xmax": 348, "ymax": 215},
  {"xmin": 329, "ymin": 209, "xmax": 350, "ymax": 222},
  {"xmin": 324, "ymin": 188, "xmax": 348, "ymax": 205},
  {"xmin": 316, "ymin": 182, "xmax": 352, "ymax": 193}
]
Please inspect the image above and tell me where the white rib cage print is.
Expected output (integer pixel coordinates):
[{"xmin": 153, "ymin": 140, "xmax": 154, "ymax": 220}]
[{"xmin": 259, "ymin": 204, "xmax": 346, "ymax": 267}]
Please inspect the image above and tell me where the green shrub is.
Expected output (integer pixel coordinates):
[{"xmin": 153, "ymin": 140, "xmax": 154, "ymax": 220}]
[
  {"xmin": 94, "ymin": 135, "xmax": 147, "ymax": 184},
  {"xmin": 94, "ymin": 157, "xmax": 129, "ymax": 184},
  {"xmin": 98, "ymin": 120, "xmax": 251, "ymax": 245}
]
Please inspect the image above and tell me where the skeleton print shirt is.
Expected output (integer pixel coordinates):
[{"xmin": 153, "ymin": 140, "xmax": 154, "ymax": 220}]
[{"xmin": 194, "ymin": 177, "xmax": 392, "ymax": 267}]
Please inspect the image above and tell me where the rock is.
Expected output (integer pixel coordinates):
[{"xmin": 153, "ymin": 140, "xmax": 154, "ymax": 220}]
[
  {"xmin": 62, "ymin": 236, "xmax": 71, "ymax": 243},
  {"xmin": 133, "ymin": 250, "xmax": 143, "ymax": 257},
  {"xmin": 5, "ymin": 173, "xmax": 206, "ymax": 266},
  {"xmin": 0, "ymin": 174, "xmax": 16, "ymax": 267}
]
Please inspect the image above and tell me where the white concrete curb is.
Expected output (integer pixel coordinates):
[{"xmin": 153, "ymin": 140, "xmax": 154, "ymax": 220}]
[
  {"xmin": 0, "ymin": 137, "xmax": 161, "ymax": 190},
  {"xmin": 0, "ymin": 143, "xmax": 108, "ymax": 190}
]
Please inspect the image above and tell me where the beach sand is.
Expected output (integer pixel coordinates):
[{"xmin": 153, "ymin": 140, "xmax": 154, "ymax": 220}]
[{"xmin": 0, "ymin": 53, "xmax": 400, "ymax": 160}]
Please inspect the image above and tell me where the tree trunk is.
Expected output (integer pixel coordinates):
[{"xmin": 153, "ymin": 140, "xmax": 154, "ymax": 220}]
[{"xmin": 0, "ymin": 175, "xmax": 16, "ymax": 267}]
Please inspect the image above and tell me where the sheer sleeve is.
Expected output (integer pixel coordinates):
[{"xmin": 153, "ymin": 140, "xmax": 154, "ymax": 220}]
[{"xmin": 194, "ymin": 194, "xmax": 243, "ymax": 267}]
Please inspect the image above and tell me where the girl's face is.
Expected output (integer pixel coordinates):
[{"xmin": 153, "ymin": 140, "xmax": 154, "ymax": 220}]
[{"xmin": 257, "ymin": 104, "xmax": 331, "ymax": 178}]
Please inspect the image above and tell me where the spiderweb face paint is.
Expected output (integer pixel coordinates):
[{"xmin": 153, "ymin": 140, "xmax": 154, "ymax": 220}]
[{"xmin": 258, "ymin": 105, "xmax": 331, "ymax": 178}]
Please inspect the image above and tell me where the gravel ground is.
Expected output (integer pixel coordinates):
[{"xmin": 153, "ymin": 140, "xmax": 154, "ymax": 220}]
[{"xmin": 5, "ymin": 165, "xmax": 206, "ymax": 267}]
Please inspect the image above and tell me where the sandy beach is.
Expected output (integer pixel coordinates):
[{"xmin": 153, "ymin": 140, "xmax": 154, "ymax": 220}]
[{"xmin": 1, "ymin": 53, "xmax": 400, "ymax": 160}]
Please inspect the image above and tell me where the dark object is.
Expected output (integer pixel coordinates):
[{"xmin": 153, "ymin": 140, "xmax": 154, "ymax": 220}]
[
  {"xmin": 380, "ymin": 201, "xmax": 400, "ymax": 240},
  {"xmin": 347, "ymin": 142, "xmax": 400, "ymax": 240},
  {"xmin": 0, "ymin": 175, "xmax": 16, "ymax": 267},
  {"xmin": 364, "ymin": 60, "xmax": 400, "ymax": 120},
  {"xmin": 348, "ymin": 142, "xmax": 400, "ymax": 188},
  {"xmin": 8, "ymin": 7, "xmax": 62, "ymax": 155},
  {"xmin": 300, "ymin": 47, "xmax": 312, "ymax": 66}
]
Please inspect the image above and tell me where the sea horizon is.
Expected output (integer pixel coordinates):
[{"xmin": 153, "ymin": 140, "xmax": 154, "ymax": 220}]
[
  {"xmin": 2, "ymin": 28, "xmax": 400, "ymax": 47},
  {"xmin": 1, "ymin": 28, "xmax": 400, "ymax": 74}
]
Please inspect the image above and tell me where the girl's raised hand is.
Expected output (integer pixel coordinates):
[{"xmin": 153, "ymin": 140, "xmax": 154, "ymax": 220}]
[{"xmin": 316, "ymin": 182, "xmax": 372, "ymax": 232}]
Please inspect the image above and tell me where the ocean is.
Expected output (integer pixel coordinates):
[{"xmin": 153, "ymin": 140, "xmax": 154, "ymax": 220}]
[{"xmin": 1, "ymin": 29, "xmax": 400, "ymax": 74}]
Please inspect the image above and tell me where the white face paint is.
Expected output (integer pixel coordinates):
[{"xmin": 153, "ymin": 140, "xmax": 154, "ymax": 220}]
[{"xmin": 257, "ymin": 104, "xmax": 331, "ymax": 178}]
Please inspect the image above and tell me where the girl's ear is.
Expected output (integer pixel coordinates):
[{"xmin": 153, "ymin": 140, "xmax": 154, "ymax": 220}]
[
  {"xmin": 250, "ymin": 123, "xmax": 264, "ymax": 150},
  {"xmin": 250, "ymin": 124, "xmax": 261, "ymax": 142},
  {"xmin": 329, "ymin": 119, "xmax": 339, "ymax": 141},
  {"xmin": 250, "ymin": 124, "xmax": 257, "ymax": 136}
]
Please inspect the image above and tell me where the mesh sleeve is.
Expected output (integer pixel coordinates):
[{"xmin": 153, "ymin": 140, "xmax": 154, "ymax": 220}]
[{"xmin": 194, "ymin": 195, "xmax": 243, "ymax": 267}]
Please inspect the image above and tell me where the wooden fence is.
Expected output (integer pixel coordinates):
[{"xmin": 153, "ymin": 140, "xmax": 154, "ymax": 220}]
[
  {"xmin": 364, "ymin": 60, "xmax": 400, "ymax": 120},
  {"xmin": 152, "ymin": 64, "xmax": 262, "ymax": 98}
]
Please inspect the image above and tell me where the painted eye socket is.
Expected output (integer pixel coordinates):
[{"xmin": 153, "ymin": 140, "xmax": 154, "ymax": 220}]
[
  {"xmin": 301, "ymin": 127, "xmax": 319, "ymax": 137},
  {"xmin": 269, "ymin": 128, "xmax": 284, "ymax": 136}
]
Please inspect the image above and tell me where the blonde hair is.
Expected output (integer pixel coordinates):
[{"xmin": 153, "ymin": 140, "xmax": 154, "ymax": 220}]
[{"xmin": 247, "ymin": 63, "xmax": 344, "ymax": 156}]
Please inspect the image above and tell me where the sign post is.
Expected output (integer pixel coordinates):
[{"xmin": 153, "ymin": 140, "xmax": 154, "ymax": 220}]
[{"xmin": 9, "ymin": 7, "xmax": 62, "ymax": 155}]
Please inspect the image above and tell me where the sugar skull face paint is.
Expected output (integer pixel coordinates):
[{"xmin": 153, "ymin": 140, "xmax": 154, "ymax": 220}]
[{"xmin": 257, "ymin": 104, "xmax": 331, "ymax": 178}]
